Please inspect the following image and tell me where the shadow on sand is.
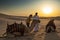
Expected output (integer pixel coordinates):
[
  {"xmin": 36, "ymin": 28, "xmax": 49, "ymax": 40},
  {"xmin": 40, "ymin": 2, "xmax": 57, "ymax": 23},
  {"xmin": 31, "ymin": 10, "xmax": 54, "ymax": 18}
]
[
  {"xmin": 44, "ymin": 32, "xmax": 60, "ymax": 40},
  {"xmin": 0, "ymin": 33, "xmax": 35, "ymax": 40}
]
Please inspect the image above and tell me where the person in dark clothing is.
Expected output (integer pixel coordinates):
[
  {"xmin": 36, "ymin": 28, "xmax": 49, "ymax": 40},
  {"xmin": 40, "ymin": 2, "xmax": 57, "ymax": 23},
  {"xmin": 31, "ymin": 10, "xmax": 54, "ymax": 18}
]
[
  {"xmin": 45, "ymin": 19, "xmax": 56, "ymax": 33},
  {"xmin": 26, "ymin": 14, "xmax": 32, "ymax": 28}
]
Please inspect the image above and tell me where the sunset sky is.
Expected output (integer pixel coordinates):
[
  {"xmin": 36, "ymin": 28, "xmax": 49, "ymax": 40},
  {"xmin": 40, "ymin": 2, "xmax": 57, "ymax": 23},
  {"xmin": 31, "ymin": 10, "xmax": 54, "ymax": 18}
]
[{"xmin": 0, "ymin": 0, "xmax": 60, "ymax": 17}]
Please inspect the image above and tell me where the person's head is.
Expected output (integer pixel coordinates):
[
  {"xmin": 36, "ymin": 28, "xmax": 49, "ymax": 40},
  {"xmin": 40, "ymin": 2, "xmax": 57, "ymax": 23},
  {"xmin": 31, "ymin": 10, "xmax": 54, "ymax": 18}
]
[
  {"xmin": 29, "ymin": 14, "xmax": 32, "ymax": 18},
  {"xmin": 35, "ymin": 12, "xmax": 38, "ymax": 16}
]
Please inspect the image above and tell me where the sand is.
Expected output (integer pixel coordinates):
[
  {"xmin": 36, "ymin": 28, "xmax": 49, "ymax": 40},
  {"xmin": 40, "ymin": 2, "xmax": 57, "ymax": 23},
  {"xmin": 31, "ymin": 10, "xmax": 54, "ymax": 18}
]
[{"xmin": 0, "ymin": 18, "xmax": 60, "ymax": 40}]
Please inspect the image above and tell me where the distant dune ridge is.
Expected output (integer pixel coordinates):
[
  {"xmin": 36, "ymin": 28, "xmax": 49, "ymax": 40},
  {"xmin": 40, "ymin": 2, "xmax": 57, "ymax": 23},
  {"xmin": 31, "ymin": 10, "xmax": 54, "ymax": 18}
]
[
  {"xmin": 0, "ymin": 13, "xmax": 28, "ymax": 20},
  {"xmin": 0, "ymin": 13, "xmax": 60, "ymax": 20}
]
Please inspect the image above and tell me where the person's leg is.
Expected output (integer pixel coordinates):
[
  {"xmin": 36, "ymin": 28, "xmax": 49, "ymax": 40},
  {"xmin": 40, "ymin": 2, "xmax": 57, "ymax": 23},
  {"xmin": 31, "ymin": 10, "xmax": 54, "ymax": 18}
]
[
  {"xmin": 30, "ymin": 22, "xmax": 35, "ymax": 31},
  {"xmin": 30, "ymin": 22, "xmax": 37, "ymax": 33},
  {"xmin": 26, "ymin": 23, "xmax": 29, "ymax": 27},
  {"xmin": 34, "ymin": 23, "xmax": 39, "ymax": 32}
]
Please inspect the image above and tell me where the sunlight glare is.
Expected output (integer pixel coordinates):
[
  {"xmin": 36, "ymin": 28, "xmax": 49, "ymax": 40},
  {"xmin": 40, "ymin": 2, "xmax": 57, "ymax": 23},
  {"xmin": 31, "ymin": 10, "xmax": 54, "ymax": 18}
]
[{"xmin": 42, "ymin": 6, "xmax": 52, "ymax": 14}]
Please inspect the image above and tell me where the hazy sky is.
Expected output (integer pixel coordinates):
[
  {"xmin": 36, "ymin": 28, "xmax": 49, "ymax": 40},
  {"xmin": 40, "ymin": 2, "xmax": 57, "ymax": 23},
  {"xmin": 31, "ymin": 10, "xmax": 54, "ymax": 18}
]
[{"xmin": 0, "ymin": 0, "xmax": 60, "ymax": 17}]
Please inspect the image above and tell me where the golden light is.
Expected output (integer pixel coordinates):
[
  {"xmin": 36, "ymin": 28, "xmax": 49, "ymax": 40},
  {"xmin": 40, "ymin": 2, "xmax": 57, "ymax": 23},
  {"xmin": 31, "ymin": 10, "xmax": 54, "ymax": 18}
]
[{"xmin": 42, "ymin": 6, "xmax": 52, "ymax": 14}]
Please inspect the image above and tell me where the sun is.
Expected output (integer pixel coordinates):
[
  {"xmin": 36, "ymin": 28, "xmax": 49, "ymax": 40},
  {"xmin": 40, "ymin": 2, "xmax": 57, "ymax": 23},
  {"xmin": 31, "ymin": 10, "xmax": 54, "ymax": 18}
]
[{"xmin": 42, "ymin": 6, "xmax": 52, "ymax": 14}]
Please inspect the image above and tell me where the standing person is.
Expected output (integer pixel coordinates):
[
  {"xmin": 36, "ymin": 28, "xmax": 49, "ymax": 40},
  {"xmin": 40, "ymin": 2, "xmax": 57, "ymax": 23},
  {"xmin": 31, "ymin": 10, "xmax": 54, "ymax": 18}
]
[
  {"xmin": 26, "ymin": 14, "xmax": 32, "ymax": 28},
  {"xmin": 30, "ymin": 12, "xmax": 40, "ymax": 32}
]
